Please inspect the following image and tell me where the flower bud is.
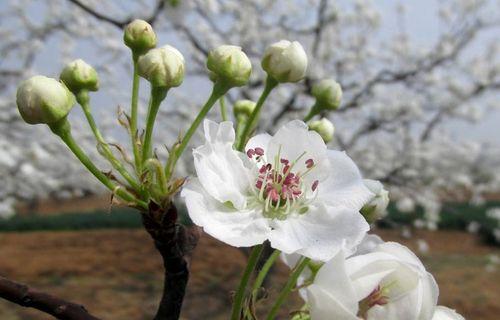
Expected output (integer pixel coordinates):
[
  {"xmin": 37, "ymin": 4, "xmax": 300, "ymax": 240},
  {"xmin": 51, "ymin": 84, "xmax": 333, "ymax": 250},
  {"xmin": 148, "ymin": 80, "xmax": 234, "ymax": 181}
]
[
  {"xmin": 123, "ymin": 19, "xmax": 157, "ymax": 55},
  {"xmin": 309, "ymin": 118, "xmax": 335, "ymax": 143},
  {"xmin": 16, "ymin": 76, "xmax": 75, "ymax": 125},
  {"xmin": 59, "ymin": 59, "xmax": 99, "ymax": 93},
  {"xmin": 261, "ymin": 40, "xmax": 307, "ymax": 83},
  {"xmin": 312, "ymin": 79, "xmax": 342, "ymax": 110},
  {"xmin": 233, "ymin": 99, "xmax": 256, "ymax": 119},
  {"xmin": 138, "ymin": 45, "xmax": 185, "ymax": 88},
  {"xmin": 206, "ymin": 45, "xmax": 252, "ymax": 87},
  {"xmin": 361, "ymin": 179, "xmax": 389, "ymax": 223}
]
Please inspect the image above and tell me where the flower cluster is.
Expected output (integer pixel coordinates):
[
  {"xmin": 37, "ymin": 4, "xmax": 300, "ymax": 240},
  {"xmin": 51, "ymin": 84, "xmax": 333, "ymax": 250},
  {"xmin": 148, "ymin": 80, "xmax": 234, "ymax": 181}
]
[{"xmin": 14, "ymin": 17, "xmax": 466, "ymax": 319}]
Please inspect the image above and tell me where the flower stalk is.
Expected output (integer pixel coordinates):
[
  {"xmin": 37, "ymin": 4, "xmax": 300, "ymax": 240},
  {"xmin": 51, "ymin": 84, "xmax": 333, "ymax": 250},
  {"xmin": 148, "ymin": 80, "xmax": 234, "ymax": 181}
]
[
  {"xmin": 230, "ymin": 244, "xmax": 264, "ymax": 320},
  {"xmin": 76, "ymin": 91, "xmax": 140, "ymax": 191},
  {"xmin": 164, "ymin": 81, "xmax": 229, "ymax": 180},
  {"xmin": 236, "ymin": 77, "xmax": 278, "ymax": 151},
  {"xmin": 130, "ymin": 53, "xmax": 143, "ymax": 174},
  {"xmin": 49, "ymin": 118, "xmax": 147, "ymax": 209},
  {"xmin": 142, "ymin": 86, "xmax": 168, "ymax": 163}
]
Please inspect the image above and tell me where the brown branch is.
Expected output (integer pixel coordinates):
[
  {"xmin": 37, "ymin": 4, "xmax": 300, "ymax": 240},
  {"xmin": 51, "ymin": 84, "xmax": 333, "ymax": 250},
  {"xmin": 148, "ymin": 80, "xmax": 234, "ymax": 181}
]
[
  {"xmin": 0, "ymin": 276, "xmax": 101, "ymax": 320},
  {"xmin": 66, "ymin": 0, "xmax": 165, "ymax": 29},
  {"xmin": 141, "ymin": 202, "xmax": 200, "ymax": 320}
]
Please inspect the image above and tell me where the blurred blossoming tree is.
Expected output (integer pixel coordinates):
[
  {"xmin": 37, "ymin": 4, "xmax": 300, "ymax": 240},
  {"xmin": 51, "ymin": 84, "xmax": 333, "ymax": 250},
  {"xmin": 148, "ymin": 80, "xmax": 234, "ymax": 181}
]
[{"xmin": 0, "ymin": 0, "xmax": 499, "ymax": 224}]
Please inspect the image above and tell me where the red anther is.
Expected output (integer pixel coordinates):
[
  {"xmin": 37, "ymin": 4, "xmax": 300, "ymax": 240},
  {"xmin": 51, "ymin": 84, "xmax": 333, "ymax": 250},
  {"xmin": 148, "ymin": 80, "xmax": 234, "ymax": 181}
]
[
  {"xmin": 255, "ymin": 180, "xmax": 263, "ymax": 189},
  {"xmin": 312, "ymin": 180, "xmax": 319, "ymax": 191},
  {"xmin": 283, "ymin": 165, "xmax": 290, "ymax": 173},
  {"xmin": 247, "ymin": 149, "xmax": 255, "ymax": 158},
  {"xmin": 266, "ymin": 163, "xmax": 272, "ymax": 170},
  {"xmin": 254, "ymin": 147, "xmax": 265, "ymax": 156},
  {"xmin": 259, "ymin": 165, "xmax": 267, "ymax": 173},
  {"xmin": 305, "ymin": 158, "xmax": 314, "ymax": 168},
  {"xmin": 280, "ymin": 158, "xmax": 289, "ymax": 165}
]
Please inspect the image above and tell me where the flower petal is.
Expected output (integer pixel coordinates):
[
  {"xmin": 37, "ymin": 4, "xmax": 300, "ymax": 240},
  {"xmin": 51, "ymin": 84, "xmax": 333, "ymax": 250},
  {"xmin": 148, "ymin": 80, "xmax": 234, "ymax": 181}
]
[
  {"xmin": 317, "ymin": 150, "xmax": 374, "ymax": 210},
  {"xmin": 267, "ymin": 204, "xmax": 369, "ymax": 261},
  {"xmin": 181, "ymin": 178, "xmax": 269, "ymax": 247},
  {"xmin": 193, "ymin": 120, "xmax": 252, "ymax": 209},
  {"xmin": 307, "ymin": 285, "xmax": 359, "ymax": 320},
  {"xmin": 266, "ymin": 120, "xmax": 328, "ymax": 176}
]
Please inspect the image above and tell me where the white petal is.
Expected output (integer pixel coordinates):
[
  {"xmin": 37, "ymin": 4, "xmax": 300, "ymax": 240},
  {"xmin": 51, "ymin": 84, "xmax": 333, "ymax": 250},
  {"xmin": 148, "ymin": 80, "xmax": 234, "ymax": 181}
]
[
  {"xmin": 267, "ymin": 204, "xmax": 369, "ymax": 261},
  {"xmin": 367, "ymin": 287, "xmax": 420, "ymax": 320},
  {"xmin": 313, "ymin": 251, "xmax": 359, "ymax": 311},
  {"xmin": 307, "ymin": 285, "xmax": 359, "ymax": 320},
  {"xmin": 245, "ymin": 133, "xmax": 272, "ymax": 155},
  {"xmin": 377, "ymin": 242, "xmax": 427, "ymax": 271},
  {"xmin": 351, "ymin": 234, "xmax": 384, "ymax": 256},
  {"xmin": 418, "ymin": 273, "xmax": 439, "ymax": 320},
  {"xmin": 317, "ymin": 150, "xmax": 374, "ymax": 210},
  {"xmin": 432, "ymin": 306, "xmax": 465, "ymax": 320},
  {"xmin": 181, "ymin": 178, "xmax": 269, "ymax": 247},
  {"xmin": 267, "ymin": 120, "xmax": 328, "ymax": 176},
  {"xmin": 193, "ymin": 120, "xmax": 252, "ymax": 209}
]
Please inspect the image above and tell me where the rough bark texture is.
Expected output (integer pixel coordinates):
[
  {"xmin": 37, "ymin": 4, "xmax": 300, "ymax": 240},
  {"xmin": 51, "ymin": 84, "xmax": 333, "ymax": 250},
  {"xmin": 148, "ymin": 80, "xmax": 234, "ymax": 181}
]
[
  {"xmin": 0, "ymin": 276, "xmax": 101, "ymax": 320},
  {"xmin": 142, "ymin": 202, "xmax": 200, "ymax": 320}
]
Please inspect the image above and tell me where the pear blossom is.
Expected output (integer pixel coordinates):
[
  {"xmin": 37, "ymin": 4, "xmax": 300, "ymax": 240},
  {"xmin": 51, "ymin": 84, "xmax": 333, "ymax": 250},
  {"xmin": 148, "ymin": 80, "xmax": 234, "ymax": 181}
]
[
  {"xmin": 182, "ymin": 120, "xmax": 373, "ymax": 261},
  {"xmin": 361, "ymin": 179, "xmax": 390, "ymax": 223},
  {"xmin": 431, "ymin": 306, "xmax": 465, "ymax": 320},
  {"xmin": 306, "ymin": 239, "xmax": 438, "ymax": 319}
]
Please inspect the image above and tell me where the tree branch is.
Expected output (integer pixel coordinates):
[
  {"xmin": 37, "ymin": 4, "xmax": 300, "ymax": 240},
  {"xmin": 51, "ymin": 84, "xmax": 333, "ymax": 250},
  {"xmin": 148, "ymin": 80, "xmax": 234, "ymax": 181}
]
[
  {"xmin": 66, "ymin": 0, "xmax": 165, "ymax": 29},
  {"xmin": 0, "ymin": 276, "xmax": 101, "ymax": 320}
]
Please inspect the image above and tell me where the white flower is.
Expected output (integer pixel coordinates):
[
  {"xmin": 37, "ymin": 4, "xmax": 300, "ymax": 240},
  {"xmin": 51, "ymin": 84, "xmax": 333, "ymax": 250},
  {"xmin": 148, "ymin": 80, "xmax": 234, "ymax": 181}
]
[
  {"xmin": 361, "ymin": 179, "xmax": 389, "ymax": 223},
  {"xmin": 182, "ymin": 120, "xmax": 373, "ymax": 261},
  {"xmin": 206, "ymin": 45, "xmax": 252, "ymax": 87},
  {"xmin": 306, "ymin": 240, "xmax": 438, "ymax": 320},
  {"xmin": 138, "ymin": 45, "xmax": 185, "ymax": 88},
  {"xmin": 16, "ymin": 75, "xmax": 75, "ymax": 125},
  {"xmin": 432, "ymin": 306, "xmax": 464, "ymax": 320},
  {"xmin": 261, "ymin": 40, "xmax": 308, "ymax": 83}
]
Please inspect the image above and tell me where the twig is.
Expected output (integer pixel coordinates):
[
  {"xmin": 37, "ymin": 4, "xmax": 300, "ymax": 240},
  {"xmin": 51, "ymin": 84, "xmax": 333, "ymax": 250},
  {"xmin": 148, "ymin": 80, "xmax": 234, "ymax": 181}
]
[
  {"xmin": 0, "ymin": 276, "xmax": 101, "ymax": 320},
  {"xmin": 141, "ymin": 202, "xmax": 200, "ymax": 320}
]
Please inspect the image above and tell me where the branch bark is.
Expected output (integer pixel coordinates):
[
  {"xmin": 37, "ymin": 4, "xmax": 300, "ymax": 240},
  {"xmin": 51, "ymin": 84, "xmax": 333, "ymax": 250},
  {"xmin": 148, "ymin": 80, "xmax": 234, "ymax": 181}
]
[
  {"xmin": 141, "ymin": 202, "xmax": 200, "ymax": 320},
  {"xmin": 0, "ymin": 276, "xmax": 101, "ymax": 320}
]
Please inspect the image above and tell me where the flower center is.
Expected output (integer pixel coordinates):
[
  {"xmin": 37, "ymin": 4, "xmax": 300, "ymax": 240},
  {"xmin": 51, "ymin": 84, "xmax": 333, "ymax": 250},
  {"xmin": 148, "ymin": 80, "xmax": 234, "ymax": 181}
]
[
  {"xmin": 246, "ymin": 146, "xmax": 319, "ymax": 219},
  {"xmin": 358, "ymin": 283, "xmax": 392, "ymax": 319}
]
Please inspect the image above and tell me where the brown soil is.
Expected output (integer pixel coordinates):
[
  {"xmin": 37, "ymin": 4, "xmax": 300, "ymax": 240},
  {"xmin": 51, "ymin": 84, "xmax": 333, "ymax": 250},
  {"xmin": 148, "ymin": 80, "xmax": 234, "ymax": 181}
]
[{"xmin": 0, "ymin": 228, "xmax": 498, "ymax": 319}]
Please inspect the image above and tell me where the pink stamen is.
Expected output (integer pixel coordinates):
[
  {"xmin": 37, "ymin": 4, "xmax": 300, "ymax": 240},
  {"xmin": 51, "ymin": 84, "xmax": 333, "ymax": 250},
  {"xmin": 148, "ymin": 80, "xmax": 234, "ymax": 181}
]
[
  {"xmin": 254, "ymin": 147, "xmax": 265, "ymax": 156},
  {"xmin": 312, "ymin": 180, "xmax": 319, "ymax": 191},
  {"xmin": 305, "ymin": 158, "xmax": 314, "ymax": 168},
  {"xmin": 247, "ymin": 149, "xmax": 255, "ymax": 158}
]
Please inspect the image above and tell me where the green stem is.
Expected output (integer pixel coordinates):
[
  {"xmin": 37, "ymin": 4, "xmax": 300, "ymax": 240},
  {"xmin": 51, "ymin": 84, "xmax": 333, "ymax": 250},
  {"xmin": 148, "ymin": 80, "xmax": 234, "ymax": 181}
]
[
  {"xmin": 141, "ymin": 86, "xmax": 168, "ymax": 163},
  {"xmin": 130, "ymin": 54, "xmax": 142, "ymax": 174},
  {"xmin": 49, "ymin": 119, "xmax": 147, "ymax": 209},
  {"xmin": 265, "ymin": 257, "xmax": 311, "ymax": 320},
  {"xmin": 219, "ymin": 96, "xmax": 228, "ymax": 121},
  {"xmin": 251, "ymin": 249, "xmax": 280, "ymax": 306},
  {"xmin": 236, "ymin": 77, "xmax": 278, "ymax": 151},
  {"xmin": 145, "ymin": 158, "xmax": 168, "ymax": 194},
  {"xmin": 164, "ymin": 82, "xmax": 229, "ymax": 180},
  {"xmin": 303, "ymin": 102, "xmax": 320, "ymax": 122},
  {"xmin": 76, "ymin": 91, "xmax": 140, "ymax": 191},
  {"xmin": 231, "ymin": 245, "xmax": 263, "ymax": 320}
]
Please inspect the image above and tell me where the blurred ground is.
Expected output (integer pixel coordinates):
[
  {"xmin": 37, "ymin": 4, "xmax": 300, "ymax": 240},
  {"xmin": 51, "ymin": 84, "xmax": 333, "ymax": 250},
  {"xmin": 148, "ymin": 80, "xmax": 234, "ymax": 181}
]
[{"xmin": 0, "ymin": 228, "xmax": 498, "ymax": 319}]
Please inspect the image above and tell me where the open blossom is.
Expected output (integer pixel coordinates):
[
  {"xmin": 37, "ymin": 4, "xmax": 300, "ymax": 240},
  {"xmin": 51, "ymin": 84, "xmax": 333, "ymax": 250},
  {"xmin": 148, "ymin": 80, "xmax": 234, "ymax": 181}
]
[
  {"xmin": 306, "ymin": 238, "xmax": 438, "ymax": 319},
  {"xmin": 182, "ymin": 120, "xmax": 373, "ymax": 261}
]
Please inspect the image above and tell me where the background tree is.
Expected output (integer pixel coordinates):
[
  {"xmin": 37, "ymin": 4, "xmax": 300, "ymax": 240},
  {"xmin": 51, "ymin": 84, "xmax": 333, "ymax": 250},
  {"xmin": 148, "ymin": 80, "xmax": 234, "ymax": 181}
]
[{"xmin": 0, "ymin": 0, "xmax": 499, "ymax": 227}]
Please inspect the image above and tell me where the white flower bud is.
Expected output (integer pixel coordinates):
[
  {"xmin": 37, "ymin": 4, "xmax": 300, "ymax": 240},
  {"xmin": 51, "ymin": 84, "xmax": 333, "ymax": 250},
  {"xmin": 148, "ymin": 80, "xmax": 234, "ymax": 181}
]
[
  {"xmin": 312, "ymin": 79, "xmax": 342, "ymax": 110},
  {"xmin": 233, "ymin": 99, "xmax": 256, "ymax": 118},
  {"xmin": 206, "ymin": 45, "xmax": 252, "ymax": 87},
  {"xmin": 308, "ymin": 118, "xmax": 335, "ymax": 143},
  {"xmin": 60, "ymin": 59, "xmax": 99, "ymax": 93},
  {"xmin": 138, "ymin": 45, "xmax": 185, "ymax": 88},
  {"xmin": 16, "ymin": 76, "xmax": 75, "ymax": 125},
  {"xmin": 361, "ymin": 179, "xmax": 389, "ymax": 223},
  {"xmin": 123, "ymin": 19, "xmax": 157, "ymax": 54},
  {"xmin": 261, "ymin": 40, "xmax": 307, "ymax": 83}
]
